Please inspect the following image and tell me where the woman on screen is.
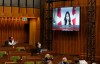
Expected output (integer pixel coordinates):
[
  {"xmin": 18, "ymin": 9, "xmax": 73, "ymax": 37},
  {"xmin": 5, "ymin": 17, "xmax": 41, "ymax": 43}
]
[{"xmin": 64, "ymin": 11, "xmax": 71, "ymax": 26}]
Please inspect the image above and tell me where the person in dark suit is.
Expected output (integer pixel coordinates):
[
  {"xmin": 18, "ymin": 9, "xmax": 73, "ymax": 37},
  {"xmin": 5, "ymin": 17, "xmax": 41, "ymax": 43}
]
[
  {"xmin": 43, "ymin": 54, "xmax": 53, "ymax": 64},
  {"xmin": 4, "ymin": 36, "xmax": 17, "ymax": 47},
  {"xmin": 35, "ymin": 42, "xmax": 42, "ymax": 54},
  {"xmin": 58, "ymin": 57, "xmax": 69, "ymax": 64}
]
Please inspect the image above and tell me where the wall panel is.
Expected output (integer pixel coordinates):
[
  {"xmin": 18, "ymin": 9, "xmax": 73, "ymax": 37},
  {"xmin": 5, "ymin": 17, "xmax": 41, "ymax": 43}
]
[
  {"xmin": 12, "ymin": 7, "xmax": 19, "ymax": 16},
  {"xmin": 4, "ymin": 7, "xmax": 11, "ymax": 16},
  {"xmin": 29, "ymin": 17, "xmax": 40, "ymax": 47},
  {"xmin": 0, "ymin": 6, "xmax": 40, "ymax": 17},
  {"xmin": 20, "ymin": 8, "xmax": 27, "ymax": 16},
  {"xmin": 27, "ymin": 8, "xmax": 34, "ymax": 17},
  {"xmin": 29, "ymin": 18, "xmax": 36, "ymax": 46},
  {"xmin": 0, "ymin": 6, "xmax": 3, "ymax": 16},
  {"xmin": 0, "ymin": 17, "xmax": 29, "ymax": 46},
  {"xmin": 52, "ymin": 0, "xmax": 100, "ymax": 61},
  {"xmin": 34, "ymin": 8, "xmax": 40, "ymax": 17},
  {"xmin": 36, "ymin": 17, "xmax": 40, "ymax": 42}
]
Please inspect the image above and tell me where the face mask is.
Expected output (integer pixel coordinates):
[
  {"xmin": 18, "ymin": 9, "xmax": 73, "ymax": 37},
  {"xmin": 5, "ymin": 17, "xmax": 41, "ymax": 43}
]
[{"xmin": 63, "ymin": 62, "xmax": 67, "ymax": 64}]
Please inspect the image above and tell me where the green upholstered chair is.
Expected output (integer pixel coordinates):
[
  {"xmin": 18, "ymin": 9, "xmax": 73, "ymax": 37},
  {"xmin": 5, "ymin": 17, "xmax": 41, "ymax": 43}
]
[
  {"xmin": 22, "ymin": 56, "xmax": 27, "ymax": 59},
  {"xmin": 24, "ymin": 61, "xmax": 35, "ymax": 64},
  {"xmin": 16, "ymin": 47, "xmax": 25, "ymax": 51},
  {"xmin": 10, "ymin": 56, "xmax": 20, "ymax": 62},
  {"xmin": 0, "ymin": 51, "xmax": 7, "ymax": 57},
  {"xmin": 4, "ymin": 62, "xmax": 17, "ymax": 64}
]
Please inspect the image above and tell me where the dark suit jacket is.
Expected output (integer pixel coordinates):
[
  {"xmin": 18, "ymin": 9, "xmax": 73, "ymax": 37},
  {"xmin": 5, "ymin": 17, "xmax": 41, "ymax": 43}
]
[{"xmin": 4, "ymin": 41, "xmax": 9, "ymax": 47}]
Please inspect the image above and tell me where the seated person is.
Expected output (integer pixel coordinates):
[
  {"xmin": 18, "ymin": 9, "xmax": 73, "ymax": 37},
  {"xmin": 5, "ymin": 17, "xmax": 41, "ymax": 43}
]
[
  {"xmin": 74, "ymin": 57, "xmax": 79, "ymax": 64},
  {"xmin": 4, "ymin": 36, "xmax": 17, "ymax": 46},
  {"xmin": 43, "ymin": 54, "xmax": 53, "ymax": 64},
  {"xmin": 58, "ymin": 57, "xmax": 69, "ymax": 64},
  {"xmin": 35, "ymin": 42, "xmax": 42, "ymax": 54}
]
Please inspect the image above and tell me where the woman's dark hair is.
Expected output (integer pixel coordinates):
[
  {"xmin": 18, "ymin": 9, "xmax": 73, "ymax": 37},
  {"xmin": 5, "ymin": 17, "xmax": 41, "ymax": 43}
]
[{"xmin": 64, "ymin": 11, "xmax": 71, "ymax": 25}]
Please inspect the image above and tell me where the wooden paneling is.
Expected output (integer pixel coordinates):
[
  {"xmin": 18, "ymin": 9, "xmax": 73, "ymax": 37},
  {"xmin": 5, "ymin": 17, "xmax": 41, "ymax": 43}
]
[
  {"xmin": 4, "ymin": 7, "xmax": 11, "ymax": 16},
  {"xmin": 0, "ymin": 17, "xmax": 29, "ymax": 46},
  {"xmin": 29, "ymin": 17, "xmax": 40, "ymax": 47},
  {"xmin": 12, "ymin": 7, "xmax": 19, "ymax": 16},
  {"xmin": 20, "ymin": 8, "xmax": 27, "ymax": 16},
  {"xmin": 29, "ymin": 18, "xmax": 37, "ymax": 46},
  {"xmin": 34, "ymin": 8, "xmax": 40, "ymax": 17},
  {"xmin": 96, "ymin": 3, "xmax": 100, "ymax": 61},
  {"xmin": 52, "ymin": 0, "xmax": 100, "ymax": 61},
  {"xmin": 0, "ymin": 6, "xmax": 40, "ymax": 17},
  {"xmin": 52, "ymin": 0, "xmax": 87, "ymax": 54},
  {"xmin": 0, "ymin": 6, "xmax": 3, "ymax": 16},
  {"xmin": 27, "ymin": 8, "xmax": 34, "ymax": 17},
  {"xmin": 36, "ymin": 17, "xmax": 40, "ymax": 42}
]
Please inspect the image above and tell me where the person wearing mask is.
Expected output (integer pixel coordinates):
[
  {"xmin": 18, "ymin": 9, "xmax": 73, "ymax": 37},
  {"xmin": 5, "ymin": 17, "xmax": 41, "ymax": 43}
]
[
  {"xmin": 58, "ymin": 57, "xmax": 69, "ymax": 64},
  {"xmin": 43, "ymin": 54, "xmax": 53, "ymax": 64},
  {"xmin": 4, "ymin": 36, "xmax": 17, "ymax": 47}
]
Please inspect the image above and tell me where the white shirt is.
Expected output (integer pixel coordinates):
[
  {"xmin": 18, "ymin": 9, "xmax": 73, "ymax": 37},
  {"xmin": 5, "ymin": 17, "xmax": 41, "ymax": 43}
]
[
  {"xmin": 37, "ymin": 42, "xmax": 41, "ymax": 48},
  {"xmin": 79, "ymin": 60, "xmax": 88, "ymax": 64},
  {"xmin": 8, "ymin": 40, "xmax": 16, "ymax": 45}
]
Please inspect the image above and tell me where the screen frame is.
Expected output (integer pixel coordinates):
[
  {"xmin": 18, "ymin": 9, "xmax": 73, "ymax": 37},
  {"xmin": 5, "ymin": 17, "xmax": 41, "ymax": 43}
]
[{"xmin": 52, "ymin": 6, "xmax": 81, "ymax": 31}]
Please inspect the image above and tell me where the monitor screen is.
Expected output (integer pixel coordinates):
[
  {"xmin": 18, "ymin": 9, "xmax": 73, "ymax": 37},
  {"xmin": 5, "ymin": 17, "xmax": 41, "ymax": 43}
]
[{"xmin": 52, "ymin": 7, "xmax": 80, "ymax": 31}]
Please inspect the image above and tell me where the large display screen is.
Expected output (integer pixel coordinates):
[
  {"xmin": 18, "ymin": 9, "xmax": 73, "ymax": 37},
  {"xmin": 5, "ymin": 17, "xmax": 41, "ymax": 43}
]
[{"xmin": 53, "ymin": 7, "xmax": 80, "ymax": 31}]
